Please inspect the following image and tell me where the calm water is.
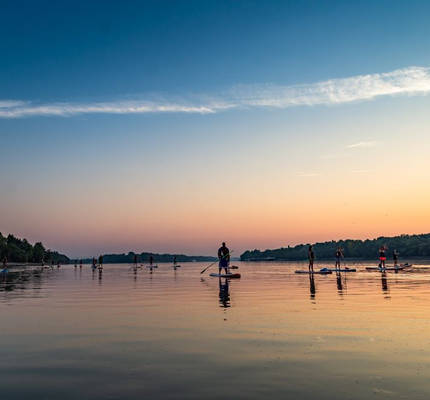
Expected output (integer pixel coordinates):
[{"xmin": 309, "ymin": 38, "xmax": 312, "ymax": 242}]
[{"xmin": 2, "ymin": 261, "xmax": 430, "ymax": 399}]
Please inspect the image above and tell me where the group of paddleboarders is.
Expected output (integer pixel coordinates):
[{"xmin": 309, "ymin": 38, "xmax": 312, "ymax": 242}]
[
  {"xmin": 307, "ymin": 244, "xmax": 401, "ymax": 272},
  {"xmin": 378, "ymin": 246, "xmax": 400, "ymax": 268}
]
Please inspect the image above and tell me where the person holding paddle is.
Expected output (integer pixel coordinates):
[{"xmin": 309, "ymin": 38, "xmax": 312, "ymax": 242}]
[
  {"xmin": 308, "ymin": 245, "xmax": 315, "ymax": 273},
  {"xmin": 393, "ymin": 249, "xmax": 399, "ymax": 266},
  {"xmin": 218, "ymin": 242, "xmax": 230, "ymax": 274},
  {"xmin": 379, "ymin": 246, "xmax": 387, "ymax": 269},
  {"xmin": 335, "ymin": 247, "xmax": 344, "ymax": 270}
]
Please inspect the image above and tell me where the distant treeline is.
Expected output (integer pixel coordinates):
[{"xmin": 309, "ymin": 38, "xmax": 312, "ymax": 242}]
[
  {"xmin": 74, "ymin": 252, "xmax": 216, "ymax": 264},
  {"xmin": 0, "ymin": 233, "xmax": 70, "ymax": 264},
  {"xmin": 241, "ymin": 233, "xmax": 430, "ymax": 261}
]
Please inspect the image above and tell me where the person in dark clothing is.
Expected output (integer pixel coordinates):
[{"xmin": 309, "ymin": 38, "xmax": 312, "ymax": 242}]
[
  {"xmin": 393, "ymin": 249, "xmax": 399, "ymax": 266},
  {"xmin": 308, "ymin": 245, "xmax": 315, "ymax": 272},
  {"xmin": 218, "ymin": 242, "xmax": 230, "ymax": 274},
  {"xmin": 379, "ymin": 246, "xmax": 387, "ymax": 269},
  {"xmin": 335, "ymin": 247, "xmax": 344, "ymax": 270}
]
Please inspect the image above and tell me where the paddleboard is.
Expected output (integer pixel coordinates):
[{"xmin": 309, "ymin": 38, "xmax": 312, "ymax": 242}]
[
  {"xmin": 209, "ymin": 273, "xmax": 241, "ymax": 278},
  {"xmin": 326, "ymin": 268, "xmax": 357, "ymax": 272},
  {"xmin": 0, "ymin": 268, "xmax": 8, "ymax": 274},
  {"xmin": 295, "ymin": 270, "xmax": 332, "ymax": 275},
  {"xmin": 172, "ymin": 265, "xmax": 181, "ymax": 268},
  {"xmin": 146, "ymin": 265, "xmax": 158, "ymax": 269},
  {"xmin": 230, "ymin": 265, "xmax": 239, "ymax": 269},
  {"xmin": 366, "ymin": 265, "xmax": 406, "ymax": 271}
]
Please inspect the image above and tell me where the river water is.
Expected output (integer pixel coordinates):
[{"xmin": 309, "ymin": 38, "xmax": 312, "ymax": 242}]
[{"xmin": 1, "ymin": 261, "xmax": 430, "ymax": 399}]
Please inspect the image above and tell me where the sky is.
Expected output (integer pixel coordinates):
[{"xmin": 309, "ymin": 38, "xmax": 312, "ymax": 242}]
[{"xmin": 1, "ymin": 0, "xmax": 430, "ymax": 257}]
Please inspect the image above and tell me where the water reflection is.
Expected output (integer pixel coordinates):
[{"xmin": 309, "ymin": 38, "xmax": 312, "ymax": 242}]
[
  {"xmin": 335, "ymin": 271, "xmax": 349, "ymax": 296},
  {"xmin": 381, "ymin": 271, "xmax": 390, "ymax": 298},
  {"xmin": 308, "ymin": 274, "xmax": 316, "ymax": 299},
  {"xmin": 0, "ymin": 268, "xmax": 47, "ymax": 297},
  {"xmin": 218, "ymin": 278, "xmax": 230, "ymax": 308},
  {"xmin": 336, "ymin": 271, "xmax": 343, "ymax": 294},
  {"xmin": 2, "ymin": 262, "xmax": 430, "ymax": 400}
]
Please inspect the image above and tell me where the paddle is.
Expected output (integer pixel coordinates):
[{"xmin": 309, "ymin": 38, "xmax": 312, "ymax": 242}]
[{"xmin": 200, "ymin": 250, "xmax": 234, "ymax": 274}]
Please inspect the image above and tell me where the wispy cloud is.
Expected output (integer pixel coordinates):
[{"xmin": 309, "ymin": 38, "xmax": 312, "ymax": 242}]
[
  {"xmin": 297, "ymin": 172, "xmax": 321, "ymax": 177},
  {"xmin": 1, "ymin": 66, "xmax": 430, "ymax": 118},
  {"xmin": 346, "ymin": 141, "xmax": 378, "ymax": 149}
]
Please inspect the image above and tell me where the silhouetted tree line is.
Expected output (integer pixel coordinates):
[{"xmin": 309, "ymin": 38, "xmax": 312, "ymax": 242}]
[
  {"xmin": 0, "ymin": 233, "xmax": 69, "ymax": 264},
  {"xmin": 241, "ymin": 233, "xmax": 430, "ymax": 261},
  {"xmin": 74, "ymin": 251, "xmax": 216, "ymax": 264}
]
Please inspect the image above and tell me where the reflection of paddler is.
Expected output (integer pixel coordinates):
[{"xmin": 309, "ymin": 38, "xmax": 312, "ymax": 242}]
[
  {"xmin": 218, "ymin": 278, "xmax": 230, "ymax": 308},
  {"xmin": 336, "ymin": 270, "xmax": 343, "ymax": 293},
  {"xmin": 309, "ymin": 274, "xmax": 316, "ymax": 299},
  {"xmin": 381, "ymin": 271, "xmax": 388, "ymax": 293}
]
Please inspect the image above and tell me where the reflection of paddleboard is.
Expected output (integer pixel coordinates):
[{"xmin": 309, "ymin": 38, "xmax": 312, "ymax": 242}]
[
  {"xmin": 326, "ymin": 268, "xmax": 356, "ymax": 272},
  {"xmin": 295, "ymin": 270, "xmax": 332, "ymax": 275},
  {"xmin": 209, "ymin": 273, "xmax": 241, "ymax": 278},
  {"xmin": 146, "ymin": 265, "xmax": 158, "ymax": 269}
]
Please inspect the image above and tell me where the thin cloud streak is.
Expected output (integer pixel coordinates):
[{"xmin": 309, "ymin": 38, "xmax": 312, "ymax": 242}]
[
  {"xmin": 347, "ymin": 141, "xmax": 378, "ymax": 149},
  {"xmin": 1, "ymin": 66, "xmax": 430, "ymax": 118}
]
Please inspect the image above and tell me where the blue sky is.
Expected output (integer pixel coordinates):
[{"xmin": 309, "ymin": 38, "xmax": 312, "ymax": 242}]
[{"xmin": 1, "ymin": 0, "xmax": 430, "ymax": 257}]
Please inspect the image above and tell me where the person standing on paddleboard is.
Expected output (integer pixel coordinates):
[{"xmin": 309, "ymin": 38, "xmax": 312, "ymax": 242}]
[
  {"xmin": 379, "ymin": 246, "xmax": 387, "ymax": 269},
  {"xmin": 218, "ymin": 242, "xmax": 230, "ymax": 274},
  {"xmin": 98, "ymin": 255, "xmax": 103, "ymax": 269},
  {"xmin": 393, "ymin": 249, "xmax": 399, "ymax": 266},
  {"xmin": 308, "ymin": 245, "xmax": 315, "ymax": 273},
  {"xmin": 335, "ymin": 247, "xmax": 344, "ymax": 270}
]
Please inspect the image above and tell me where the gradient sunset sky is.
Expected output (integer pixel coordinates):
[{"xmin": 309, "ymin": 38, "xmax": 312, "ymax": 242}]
[{"xmin": 1, "ymin": 0, "xmax": 430, "ymax": 257}]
